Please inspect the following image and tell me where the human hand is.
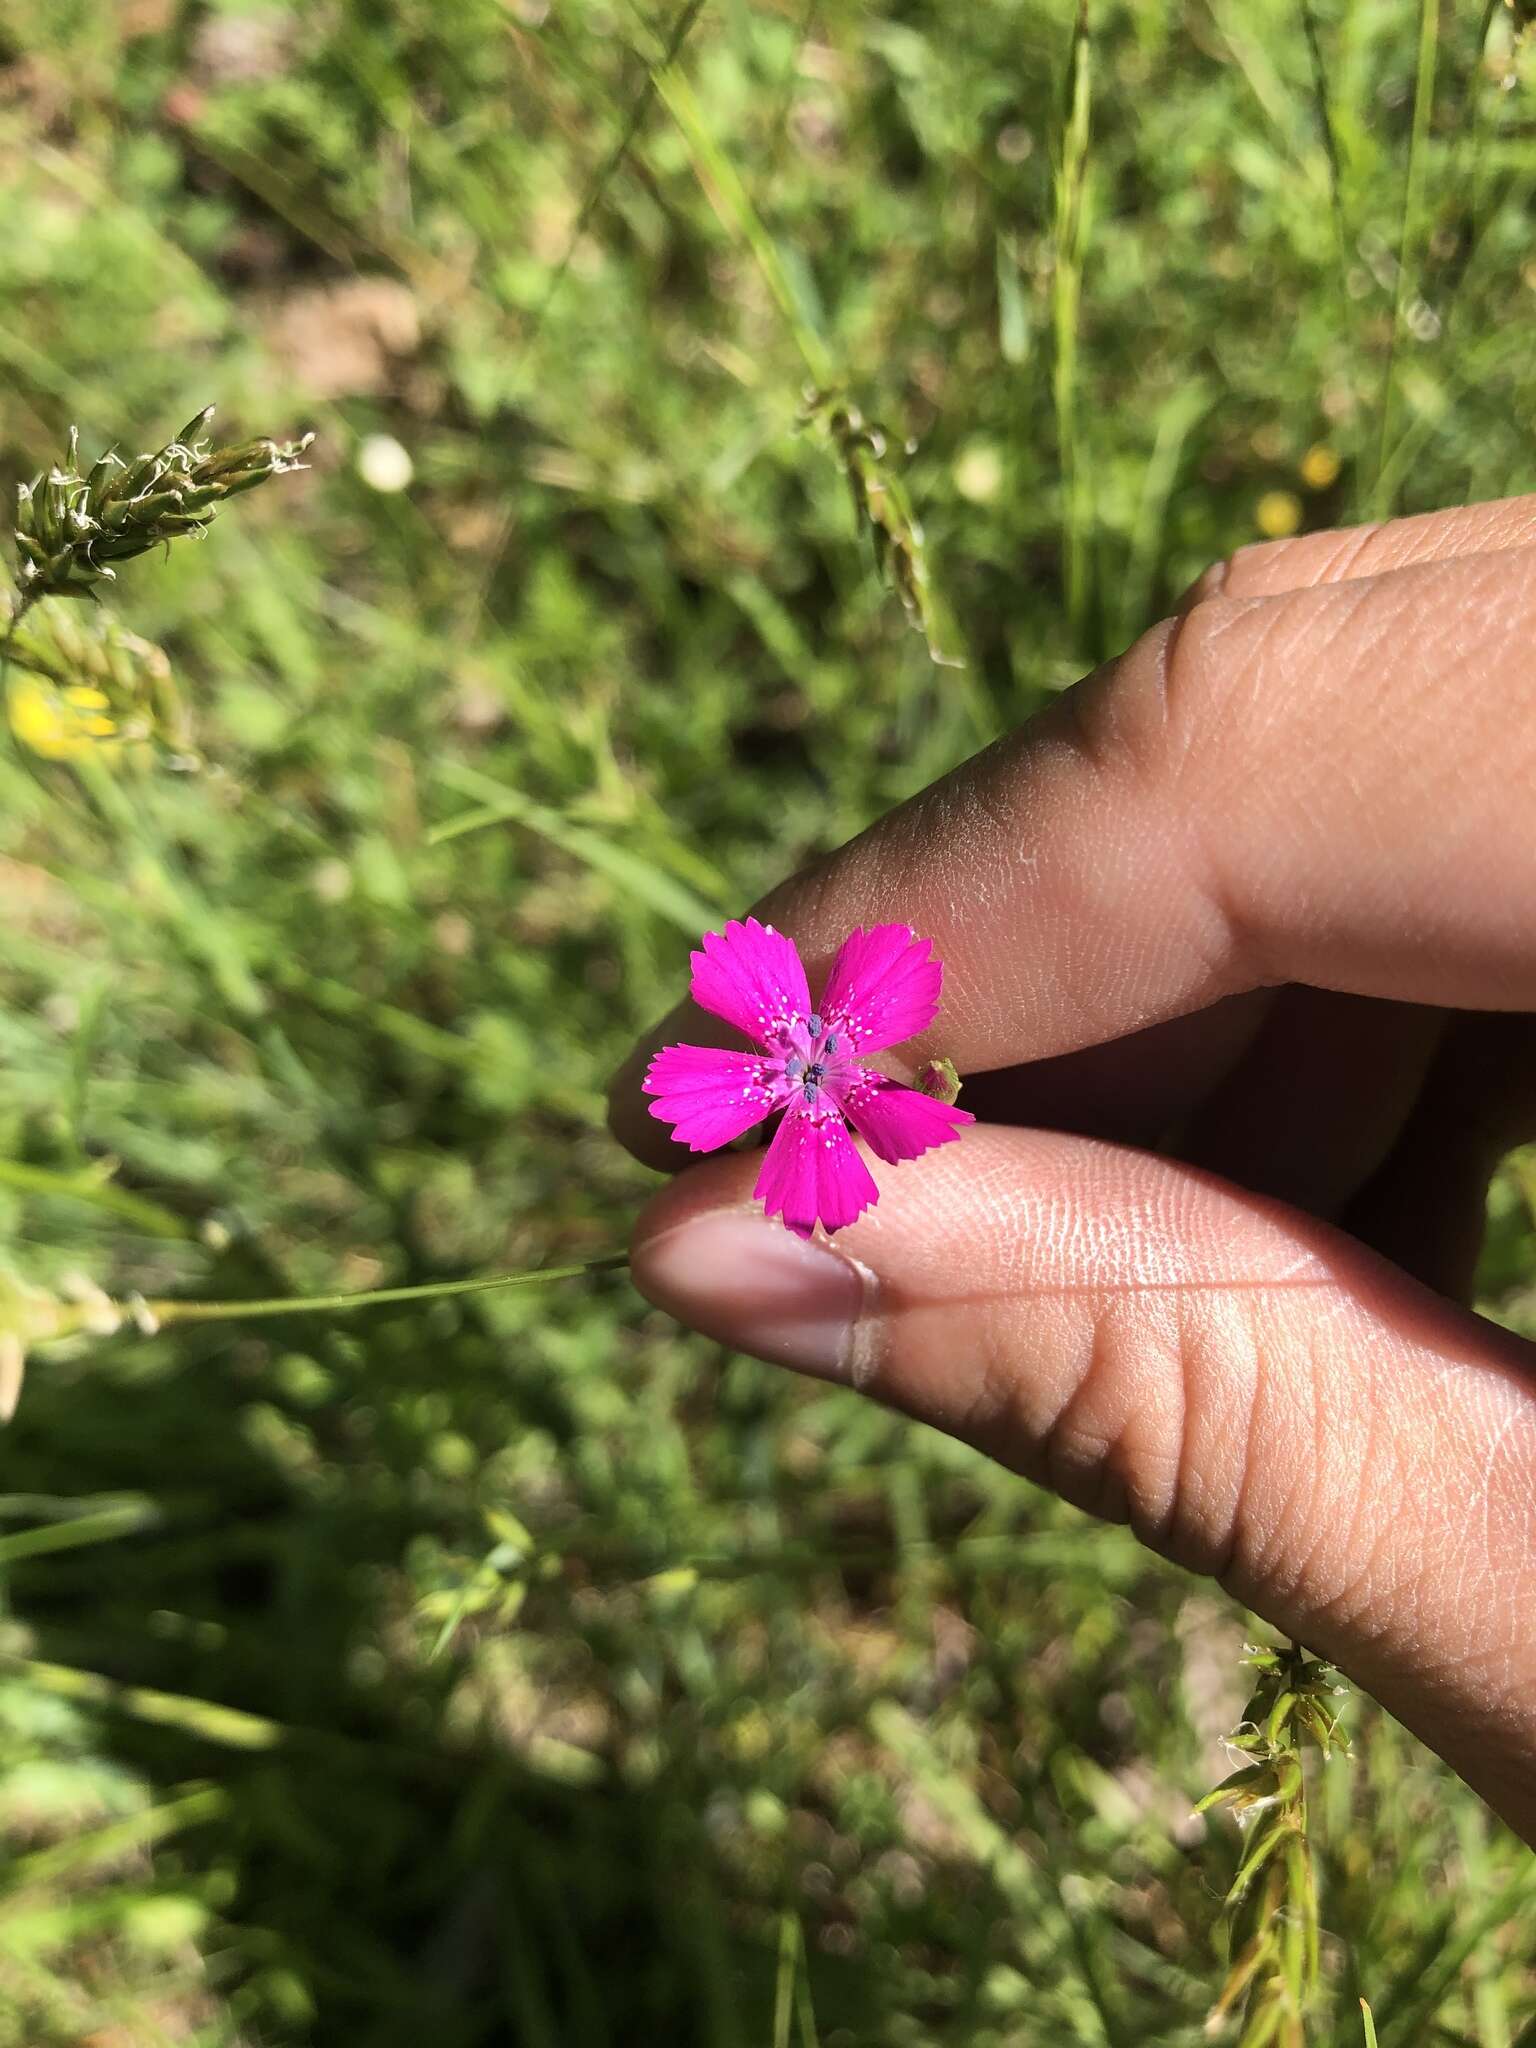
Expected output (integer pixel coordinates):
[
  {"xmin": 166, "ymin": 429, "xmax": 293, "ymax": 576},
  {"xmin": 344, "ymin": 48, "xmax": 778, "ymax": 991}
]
[{"xmin": 609, "ymin": 496, "xmax": 1536, "ymax": 1844}]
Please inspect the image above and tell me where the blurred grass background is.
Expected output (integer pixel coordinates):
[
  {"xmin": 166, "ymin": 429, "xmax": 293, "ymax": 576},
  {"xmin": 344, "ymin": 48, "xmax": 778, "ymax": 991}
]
[{"xmin": 0, "ymin": 1, "xmax": 1535, "ymax": 2041}]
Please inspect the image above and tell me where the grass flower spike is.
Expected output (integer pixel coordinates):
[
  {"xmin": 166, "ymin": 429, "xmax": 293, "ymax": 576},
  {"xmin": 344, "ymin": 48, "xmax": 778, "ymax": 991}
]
[
  {"xmin": 10, "ymin": 409, "xmax": 313, "ymax": 617},
  {"xmin": 644, "ymin": 919, "xmax": 973, "ymax": 1238}
]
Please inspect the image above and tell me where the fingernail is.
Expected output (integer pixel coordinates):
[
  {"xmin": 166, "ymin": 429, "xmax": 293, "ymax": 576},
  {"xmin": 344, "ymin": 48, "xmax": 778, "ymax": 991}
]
[{"xmin": 636, "ymin": 1209, "xmax": 872, "ymax": 1384}]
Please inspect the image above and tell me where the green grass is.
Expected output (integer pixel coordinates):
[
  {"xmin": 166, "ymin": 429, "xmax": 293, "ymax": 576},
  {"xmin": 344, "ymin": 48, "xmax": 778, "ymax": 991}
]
[{"xmin": 0, "ymin": 1, "xmax": 1534, "ymax": 2041}]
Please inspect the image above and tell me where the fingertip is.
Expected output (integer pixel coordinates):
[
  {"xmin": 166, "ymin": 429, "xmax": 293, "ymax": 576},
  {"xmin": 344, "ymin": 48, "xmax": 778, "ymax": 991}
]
[
  {"xmin": 636, "ymin": 1197, "xmax": 870, "ymax": 1384},
  {"xmin": 629, "ymin": 1147, "xmax": 876, "ymax": 1383},
  {"xmin": 1175, "ymin": 557, "xmax": 1229, "ymax": 610}
]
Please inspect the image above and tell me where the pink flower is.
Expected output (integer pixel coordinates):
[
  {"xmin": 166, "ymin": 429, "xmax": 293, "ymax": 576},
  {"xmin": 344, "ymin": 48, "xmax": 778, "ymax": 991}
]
[{"xmin": 643, "ymin": 919, "xmax": 974, "ymax": 1239}]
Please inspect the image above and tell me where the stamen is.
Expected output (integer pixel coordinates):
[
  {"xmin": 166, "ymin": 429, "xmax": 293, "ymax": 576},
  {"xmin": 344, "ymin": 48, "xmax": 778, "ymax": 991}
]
[
  {"xmin": 808, "ymin": 1013, "xmax": 823, "ymax": 1037},
  {"xmin": 784, "ymin": 1055, "xmax": 805, "ymax": 1081}
]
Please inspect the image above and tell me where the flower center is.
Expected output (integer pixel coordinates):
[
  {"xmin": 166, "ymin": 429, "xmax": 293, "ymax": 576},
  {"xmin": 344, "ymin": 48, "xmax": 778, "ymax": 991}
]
[{"xmin": 777, "ymin": 1013, "xmax": 852, "ymax": 1111}]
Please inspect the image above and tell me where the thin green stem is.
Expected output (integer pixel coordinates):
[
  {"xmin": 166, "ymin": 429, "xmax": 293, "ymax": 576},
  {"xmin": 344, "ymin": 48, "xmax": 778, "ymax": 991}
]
[
  {"xmin": 142, "ymin": 1253, "xmax": 629, "ymax": 1329},
  {"xmin": 467, "ymin": 0, "xmax": 710, "ymax": 621},
  {"xmin": 1200, "ymin": 1642, "xmax": 1342, "ymax": 2040},
  {"xmin": 3, "ymin": 587, "xmax": 37, "ymax": 642},
  {"xmin": 531, "ymin": 0, "xmax": 709, "ymax": 346},
  {"xmin": 653, "ymin": 62, "xmax": 834, "ymax": 388},
  {"xmin": 1376, "ymin": 0, "xmax": 1439, "ymax": 516},
  {"xmin": 0, "ymin": 1496, "xmax": 160, "ymax": 1567}
]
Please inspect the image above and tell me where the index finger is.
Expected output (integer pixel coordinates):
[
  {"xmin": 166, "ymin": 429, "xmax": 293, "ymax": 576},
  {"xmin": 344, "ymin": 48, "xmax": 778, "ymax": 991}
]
[
  {"xmin": 1184, "ymin": 490, "xmax": 1536, "ymax": 604},
  {"xmin": 611, "ymin": 529, "xmax": 1536, "ymax": 1170}
]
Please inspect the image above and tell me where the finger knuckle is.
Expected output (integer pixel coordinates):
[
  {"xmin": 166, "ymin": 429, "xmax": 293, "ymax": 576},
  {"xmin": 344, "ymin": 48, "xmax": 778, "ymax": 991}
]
[{"xmin": 1041, "ymin": 1291, "xmax": 1188, "ymax": 1538}]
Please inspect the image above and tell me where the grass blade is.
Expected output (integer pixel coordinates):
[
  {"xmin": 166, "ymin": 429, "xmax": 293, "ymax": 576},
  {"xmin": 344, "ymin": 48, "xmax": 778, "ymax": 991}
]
[
  {"xmin": 1297, "ymin": 0, "xmax": 1349, "ymax": 286},
  {"xmin": 0, "ymin": 1494, "xmax": 160, "ymax": 1566},
  {"xmin": 1052, "ymin": 0, "xmax": 1093, "ymax": 650},
  {"xmin": 432, "ymin": 759, "xmax": 728, "ymax": 932},
  {"xmin": 652, "ymin": 59, "xmax": 833, "ymax": 386}
]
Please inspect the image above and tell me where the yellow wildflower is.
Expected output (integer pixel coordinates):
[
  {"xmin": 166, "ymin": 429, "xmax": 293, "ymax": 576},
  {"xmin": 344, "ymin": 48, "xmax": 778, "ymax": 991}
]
[
  {"xmin": 1300, "ymin": 444, "xmax": 1341, "ymax": 491},
  {"xmin": 1256, "ymin": 490, "xmax": 1303, "ymax": 539},
  {"xmin": 7, "ymin": 672, "xmax": 122, "ymax": 762}
]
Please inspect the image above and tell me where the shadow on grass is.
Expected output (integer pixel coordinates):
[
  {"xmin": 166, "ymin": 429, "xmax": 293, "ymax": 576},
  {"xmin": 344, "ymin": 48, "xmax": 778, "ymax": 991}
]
[{"xmin": 2, "ymin": 1282, "xmax": 899, "ymax": 2048}]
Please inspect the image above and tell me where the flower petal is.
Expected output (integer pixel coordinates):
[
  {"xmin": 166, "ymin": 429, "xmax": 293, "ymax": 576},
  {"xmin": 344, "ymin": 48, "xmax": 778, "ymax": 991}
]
[
  {"xmin": 819, "ymin": 924, "xmax": 943, "ymax": 1055},
  {"xmin": 754, "ymin": 1108, "xmax": 879, "ymax": 1239},
  {"xmin": 644, "ymin": 1043, "xmax": 780, "ymax": 1154},
  {"xmin": 838, "ymin": 1072, "xmax": 974, "ymax": 1165},
  {"xmin": 689, "ymin": 919, "xmax": 811, "ymax": 1048}
]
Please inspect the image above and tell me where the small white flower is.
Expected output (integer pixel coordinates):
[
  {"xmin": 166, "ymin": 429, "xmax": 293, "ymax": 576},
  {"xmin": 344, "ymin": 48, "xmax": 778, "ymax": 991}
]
[{"xmin": 356, "ymin": 433, "xmax": 414, "ymax": 494}]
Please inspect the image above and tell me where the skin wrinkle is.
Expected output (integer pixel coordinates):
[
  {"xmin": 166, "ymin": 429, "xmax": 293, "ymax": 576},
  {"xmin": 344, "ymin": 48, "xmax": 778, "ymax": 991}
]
[
  {"xmin": 1372, "ymin": 1521, "xmax": 1502, "ymax": 1713},
  {"xmin": 928, "ymin": 1164, "xmax": 1431, "ymax": 1651},
  {"xmin": 826, "ymin": 747, "xmax": 1046, "ymax": 1059},
  {"xmin": 865, "ymin": 1152, "xmax": 1352, "ymax": 1562},
  {"xmin": 1041, "ymin": 1292, "xmax": 1161, "ymax": 1533},
  {"xmin": 955, "ymin": 1299, "xmax": 1053, "ymax": 1455},
  {"xmin": 1187, "ymin": 587, "xmax": 1365, "ymax": 813},
  {"xmin": 903, "ymin": 1151, "xmax": 1337, "ymax": 1301},
  {"xmin": 1216, "ymin": 1296, "xmax": 1304, "ymax": 1609},
  {"xmin": 935, "ymin": 764, "xmax": 1016, "ymax": 902},
  {"xmin": 1216, "ymin": 1308, "xmax": 1428, "ymax": 1666},
  {"xmin": 1120, "ymin": 604, "xmax": 1274, "ymax": 998},
  {"xmin": 1066, "ymin": 626, "xmax": 1251, "ymax": 1012},
  {"xmin": 1109, "ymin": 1288, "xmax": 1239, "ymax": 1561},
  {"xmin": 1165, "ymin": 1287, "xmax": 1262, "ymax": 1578},
  {"xmin": 915, "ymin": 755, "xmax": 1040, "ymax": 1029},
  {"xmin": 1215, "ymin": 497, "xmax": 1536, "ymax": 602},
  {"xmin": 1295, "ymin": 521, "xmax": 1384, "ymax": 585},
  {"xmin": 1267, "ymin": 1312, "xmax": 1396, "ymax": 1633},
  {"xmin": 987, "ymin": 711, "xmax": 1153, "ymax": 1043},
  {"xmin": 1420, "ymin": 1364, "xmax": 1536, "ymax": 1615},
  {"xmin": 1163, "ymin": 1291, "xmax": 1242, "ymax": 1572},
  {"xmin": 1262, "ymin": 1318, "xmax": 1533, "ymax": 1729},
  {"xmin": 1137, "ymin": 1288, "xmax": 1192, "ymax": 1548},
  {"xmin": 1460, "ymin": 1394, "xmax": 1536, "ymax": 1687},
  {"xmin": 1220, "ymin": 526, "xmax": 1382, "ymax": 601},
  {"xmin": 1358, "ymin": 504, "xmax": 1536, "ymax": 576}
]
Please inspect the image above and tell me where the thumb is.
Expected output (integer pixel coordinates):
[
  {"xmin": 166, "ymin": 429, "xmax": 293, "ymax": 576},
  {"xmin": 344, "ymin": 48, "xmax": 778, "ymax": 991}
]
[{"xmin": 631, "ymin": 1127, "xmax": 1536, "ymax": 1844}]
